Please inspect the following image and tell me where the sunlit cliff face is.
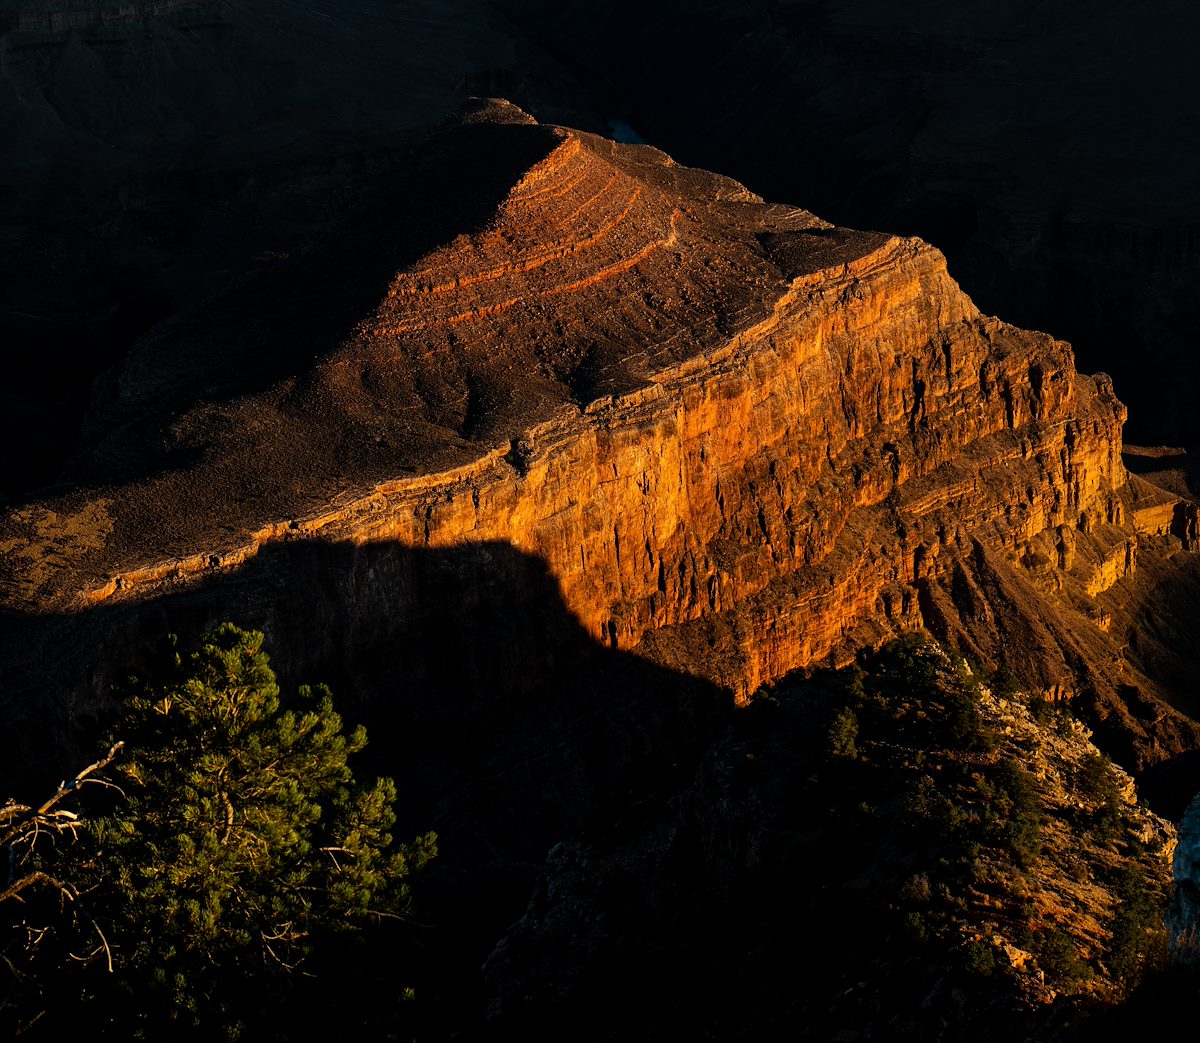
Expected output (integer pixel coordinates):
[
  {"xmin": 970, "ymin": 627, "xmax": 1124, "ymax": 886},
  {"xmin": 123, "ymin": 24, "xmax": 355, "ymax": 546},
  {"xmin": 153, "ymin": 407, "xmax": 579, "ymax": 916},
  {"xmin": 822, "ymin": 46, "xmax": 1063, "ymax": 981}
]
[
  {"xmin": 4, "ymin": 105, "xmax": 1199, "ymax": 788},
  {"xmin": 492, "ymin": 0, "xmax": 1200, "ymax": 455}
]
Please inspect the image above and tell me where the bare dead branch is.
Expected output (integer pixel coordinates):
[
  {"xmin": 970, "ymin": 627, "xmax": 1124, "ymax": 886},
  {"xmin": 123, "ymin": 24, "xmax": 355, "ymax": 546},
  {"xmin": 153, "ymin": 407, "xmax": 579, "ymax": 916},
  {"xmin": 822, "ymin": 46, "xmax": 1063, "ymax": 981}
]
[
  {"xmin": 35, "ymin": 742, "xmax": 125, "ymax": 816},
  {"xmin": 3, "ymin": 743, "xmax": 125, "ymax": 871},
  {"xmin": 319, "ymin": 845, "xmax": 356, "ymax": 871},
  {"xmin": 86, "ymin": 921, "xmax": 113, "ymax": 974},
  {"xmin": 1, "ymin": 745, "xmax": 126, "ymax": 987},
  {"xmin": 13, "ymin": 1007, "xmax": 45, "ymax": 1037},
  {"xmin": 0, "ymin": 871, "xmax": 73, "ymax": 906},
  {"xmin": 1, "ymin": 950, "xmax": 27, "ymax": 981}
]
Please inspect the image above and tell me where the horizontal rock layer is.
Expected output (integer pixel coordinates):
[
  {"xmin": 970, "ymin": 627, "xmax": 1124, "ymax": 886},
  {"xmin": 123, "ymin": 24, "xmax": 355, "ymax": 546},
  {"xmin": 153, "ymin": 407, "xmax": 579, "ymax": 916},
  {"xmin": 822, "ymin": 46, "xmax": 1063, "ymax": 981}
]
[{"xmin": 2, "ymin": 103, "xmax": 1198, "ymax": 781}]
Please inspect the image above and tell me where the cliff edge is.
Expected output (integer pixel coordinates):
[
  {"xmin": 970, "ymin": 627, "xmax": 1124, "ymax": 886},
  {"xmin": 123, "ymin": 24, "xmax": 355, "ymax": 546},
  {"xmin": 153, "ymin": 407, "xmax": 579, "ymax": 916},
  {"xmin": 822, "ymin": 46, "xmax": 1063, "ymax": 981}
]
[{"xmin": 2, "ymin": 100, "xmax": 1198, "ymax": 782}]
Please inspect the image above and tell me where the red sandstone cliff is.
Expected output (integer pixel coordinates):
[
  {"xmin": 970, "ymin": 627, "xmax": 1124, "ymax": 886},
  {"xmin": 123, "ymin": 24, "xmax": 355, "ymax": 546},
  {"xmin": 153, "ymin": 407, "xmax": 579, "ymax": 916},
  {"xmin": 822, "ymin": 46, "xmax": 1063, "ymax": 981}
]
[{"xmin": 1, "ymin": 100, "xmax": 1197, "ymax": 775}]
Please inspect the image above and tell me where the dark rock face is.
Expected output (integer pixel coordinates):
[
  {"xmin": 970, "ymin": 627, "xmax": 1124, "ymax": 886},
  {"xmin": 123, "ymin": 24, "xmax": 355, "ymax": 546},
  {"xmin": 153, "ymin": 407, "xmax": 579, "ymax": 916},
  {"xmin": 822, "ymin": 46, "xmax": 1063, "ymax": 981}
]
[{"xmin": 1171, "ymin": 792, "xmax": 1200, "ymax": 960}]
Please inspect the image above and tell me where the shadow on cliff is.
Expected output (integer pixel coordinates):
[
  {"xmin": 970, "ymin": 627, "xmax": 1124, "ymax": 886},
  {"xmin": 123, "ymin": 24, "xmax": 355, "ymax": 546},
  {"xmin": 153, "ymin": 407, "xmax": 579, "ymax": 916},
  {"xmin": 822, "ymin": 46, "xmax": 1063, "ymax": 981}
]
[
  {"xmin": 1, "ymin": 538, "xmax": 729, "ymax": 848},
  {"xmin": 0, "ymin": 538, "xmax": 731, "ymax": 1020}
]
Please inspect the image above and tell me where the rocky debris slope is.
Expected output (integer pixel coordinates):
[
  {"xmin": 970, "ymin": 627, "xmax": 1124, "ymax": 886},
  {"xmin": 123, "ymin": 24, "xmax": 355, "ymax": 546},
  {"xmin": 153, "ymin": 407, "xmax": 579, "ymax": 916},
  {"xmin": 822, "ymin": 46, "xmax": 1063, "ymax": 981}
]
[
  {"xmin": 1, "ymin": 101, "xmax": 1198, "ymax": 780},
  {"xmin": 480, "ymin": 638, "xmax": 1176, "ymax": 1041}
]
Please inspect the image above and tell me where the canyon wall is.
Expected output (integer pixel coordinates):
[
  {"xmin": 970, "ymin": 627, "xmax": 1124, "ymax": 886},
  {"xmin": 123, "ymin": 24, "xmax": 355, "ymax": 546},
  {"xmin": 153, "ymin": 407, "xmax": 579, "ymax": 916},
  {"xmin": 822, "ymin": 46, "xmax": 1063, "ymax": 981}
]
[{"xmin": 2, "ymin": 103, "xmax": 1198, "ymax": 787}]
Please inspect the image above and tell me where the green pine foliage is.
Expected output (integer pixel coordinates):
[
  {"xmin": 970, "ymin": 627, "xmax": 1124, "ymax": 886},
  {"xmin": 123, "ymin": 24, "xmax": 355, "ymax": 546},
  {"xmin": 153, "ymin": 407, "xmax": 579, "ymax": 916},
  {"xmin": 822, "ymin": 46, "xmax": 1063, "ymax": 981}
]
[
  {"xmin": 826, "ymin": 706, "xmax": 860, "ymax": 759},
  {"xmin": 1035, "ymin": 928, "xmax": 1095, "ymax": 984},
  {"xmin": 1075, "ymin": 752, "xmax": 1124, "ymax": 839},
  {"xmin": 77, "ymin": 624, "xmax": 434, "ymax": 1037},
  {"xmin": 1107, "ymin": 866, "xmax": 1169, "ymax": 989}
]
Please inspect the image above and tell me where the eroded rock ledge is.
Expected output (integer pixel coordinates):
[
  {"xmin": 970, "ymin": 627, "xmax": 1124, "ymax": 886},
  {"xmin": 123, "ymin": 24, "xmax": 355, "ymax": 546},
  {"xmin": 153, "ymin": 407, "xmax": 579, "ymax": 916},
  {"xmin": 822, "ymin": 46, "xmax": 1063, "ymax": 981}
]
[{"xmin": 1, "ymin": 100, "xmax": 1197, "ymax": 773}]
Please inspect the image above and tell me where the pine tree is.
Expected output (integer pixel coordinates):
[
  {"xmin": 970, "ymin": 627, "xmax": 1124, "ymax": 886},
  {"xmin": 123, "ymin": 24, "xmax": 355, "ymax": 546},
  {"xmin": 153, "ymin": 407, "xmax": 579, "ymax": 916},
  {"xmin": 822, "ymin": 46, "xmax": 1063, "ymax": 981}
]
[{"xmin": 82, "ymin": 623, "xmax": 435, "ymax": 1037}]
